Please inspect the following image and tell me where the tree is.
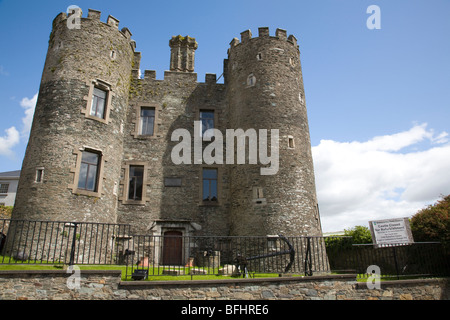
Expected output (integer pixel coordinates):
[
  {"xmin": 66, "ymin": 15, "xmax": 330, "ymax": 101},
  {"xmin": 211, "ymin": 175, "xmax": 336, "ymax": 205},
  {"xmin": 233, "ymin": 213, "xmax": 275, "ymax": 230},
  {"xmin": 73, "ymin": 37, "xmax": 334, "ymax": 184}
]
[
  {"xmin": 344, "ymin": 225, "xmax": 372, "ymax": 244},
  {"xmin": 410, "ymin": 194, "xmax": 450, "ymax": 247}
]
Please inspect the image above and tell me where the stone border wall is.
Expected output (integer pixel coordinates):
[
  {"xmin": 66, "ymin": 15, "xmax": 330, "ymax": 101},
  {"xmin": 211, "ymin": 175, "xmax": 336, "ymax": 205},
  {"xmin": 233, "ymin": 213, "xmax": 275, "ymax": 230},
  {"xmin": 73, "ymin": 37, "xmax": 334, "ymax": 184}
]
[{"xmin": 0, "ymin": 270, "xmax": 448, "ymax": 300}]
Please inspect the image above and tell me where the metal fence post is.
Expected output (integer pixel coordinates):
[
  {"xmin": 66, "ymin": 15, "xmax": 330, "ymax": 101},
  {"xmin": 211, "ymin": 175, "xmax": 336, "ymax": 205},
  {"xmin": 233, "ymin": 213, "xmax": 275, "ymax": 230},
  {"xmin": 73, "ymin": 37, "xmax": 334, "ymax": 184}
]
[
  {"xmin": 68, "ymin": 223, "xmax": 78, "ymax": 266},
  {"xmin": 304, "ymin": 237, "xmax": 313, "ymax": 276}
]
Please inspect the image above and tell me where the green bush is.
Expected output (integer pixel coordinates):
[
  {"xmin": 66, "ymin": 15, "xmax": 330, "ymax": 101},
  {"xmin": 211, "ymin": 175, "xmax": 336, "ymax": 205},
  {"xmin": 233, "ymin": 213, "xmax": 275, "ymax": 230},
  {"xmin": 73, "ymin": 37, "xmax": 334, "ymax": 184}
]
[{"xmin": 410, "ymin": 194, "xmax": 450, "ymax": 248}]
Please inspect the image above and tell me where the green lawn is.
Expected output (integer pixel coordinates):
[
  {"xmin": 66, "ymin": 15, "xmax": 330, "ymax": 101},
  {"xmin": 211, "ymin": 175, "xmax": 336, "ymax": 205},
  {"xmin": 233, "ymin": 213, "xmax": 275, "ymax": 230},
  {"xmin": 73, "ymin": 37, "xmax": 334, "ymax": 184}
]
[
  {"xmin": 1, "ymin": 260, "xmax": 439, "ymax": 282},
  {"xmin": 0, "ymin": 262, "xmax": 287, "ymax": 281}
]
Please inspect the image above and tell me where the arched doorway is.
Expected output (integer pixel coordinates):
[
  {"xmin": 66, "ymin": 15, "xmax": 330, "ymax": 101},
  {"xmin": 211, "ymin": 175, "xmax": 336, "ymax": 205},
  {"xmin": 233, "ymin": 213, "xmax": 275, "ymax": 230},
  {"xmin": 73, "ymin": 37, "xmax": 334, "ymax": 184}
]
[{"xmin": 162, "ymin": 230, "xmax": 183, "ymax": 265}]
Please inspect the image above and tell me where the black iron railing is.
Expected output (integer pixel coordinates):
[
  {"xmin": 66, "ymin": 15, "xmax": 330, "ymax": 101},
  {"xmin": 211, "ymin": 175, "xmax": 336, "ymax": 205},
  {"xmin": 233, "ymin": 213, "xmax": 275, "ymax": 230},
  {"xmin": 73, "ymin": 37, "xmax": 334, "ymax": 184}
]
[
  {"xmin": 352, "ymin": 242, "xmax": 450, "ymax": 280},
  {"xmin": 0, "ymin": 219, "xmax": 131, "ymax": 265},
  {"xmin": 124, "ymin": 234, "xmax": 333, "ymax": 280},
  {"xmin": 1, "ymin": 219, "xmax": 448, "ymax": 281}
]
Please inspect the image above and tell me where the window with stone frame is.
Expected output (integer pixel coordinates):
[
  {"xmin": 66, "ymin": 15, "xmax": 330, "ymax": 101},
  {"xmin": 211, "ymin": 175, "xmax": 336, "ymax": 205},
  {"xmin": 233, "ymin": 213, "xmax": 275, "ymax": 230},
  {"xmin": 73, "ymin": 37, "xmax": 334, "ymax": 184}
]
[
  {"xmin": 199, "ymin": 110, "xmax": 215, "ymax": 138},
  {"xmin": 69, "ymin": 147, "xmax": 105, "ymax": 197},
  {"xmin": 82, "ymin": 79, "xmax": 112, "ymax": 124},
  {"xmin": 247, "ymin": 73, "xmax": 256, "ymax": 87},
  {"xmin": 35, "ymin": 168, "xmax": 44, "ymax": 183},
  {"xmin": 202, "ymin": 168, "xmax": 218, "ymax": 202},
  {"xmin": 288, "ymin": 135, "xmax": 295, "ymax": 149},
  {"xmin": 77, "ymin": 150, "xmax": 101, "ymax": 192},
  {"xmin": 139, "ymin": 107, "xmax": 155, "ymax": 136},
  {"xmin": 128, "ymin": 165, "xmax": 144, "ymax": 201},
  {"xmin": 120, "ymin": 161, "xmax": 148, "ymax": 205},
  {"xmin": 90, "ymin": 87, "xmax": 107, "ymax": 119}
]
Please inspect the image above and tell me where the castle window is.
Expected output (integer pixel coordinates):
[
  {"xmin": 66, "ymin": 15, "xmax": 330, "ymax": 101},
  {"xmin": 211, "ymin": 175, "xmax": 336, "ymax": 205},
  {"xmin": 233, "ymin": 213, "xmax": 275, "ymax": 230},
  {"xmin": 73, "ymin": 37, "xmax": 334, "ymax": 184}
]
[
  {"xmin": 77, "ymin": 151, "xmax": 100, "ymax": 192},
  {"xmin": 256, "ymin": 53, "xmax": 262, "ymax": 61},
  {"xmin": 253, "ymin": 186, "xmax": 267, "ymax": 205},
  {"xmin": 132, "ymin": 103, "xmax": 160, "ymax": 139},
  {"xmin": 200, "ymin": 110, "xmax": 215, "ymax": 138},
  {"xmin": 128, "ymin": 165, "xmax": 144, "ymax": 201},
  {"xmin": 120, "ymin": 161, "xmax": 148, "ymax": 204},
  {"xmin": 289, "ymin": 57, "xmax": 296, "ymax": 67},
  {"xmin": 69, "ymin": 147, "xmax": 105, "ymax": 197},
  {"xmin": 35, "ymin": 168, "xmax": 44, "ymax": 183},
  {"xmin": 0, "ymin": 183, "xmax": 9, "ymax": 194},
  {"xmin": 202, "ymin": 168, "xmax": 218, "ymax": 202},
  {"xmin": 139, "ymin": 107, "xmax": 155, "ymax": 136},
  {"xmin": 82, "ymin": 79, "xmax": 112, "ymax": 124},
  {"xmin": 288, "ymin": 135, "xmax": 295, "ymax": 149},
  {"xmin": 247, "ymin": 74, "xmax": 256, "ymax": 87},
  {"xmin": 90, "ymin": 87, "xmax": 107, "ymax": 119}
]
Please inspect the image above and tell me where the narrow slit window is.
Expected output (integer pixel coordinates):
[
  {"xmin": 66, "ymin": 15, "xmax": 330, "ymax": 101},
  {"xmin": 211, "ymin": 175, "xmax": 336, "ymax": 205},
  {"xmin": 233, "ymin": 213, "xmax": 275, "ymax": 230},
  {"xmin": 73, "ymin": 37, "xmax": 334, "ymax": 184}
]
[
  {"xmin": 247, "ymin": 74, "xmax": 256, "ymax": 87},
  {"xmin": 36, "ymin": 168, "xmax": 44, "ymax": 183},
  {"xmin": 288, "ymin": 136, "xmax": 295, "ymax": 149}
]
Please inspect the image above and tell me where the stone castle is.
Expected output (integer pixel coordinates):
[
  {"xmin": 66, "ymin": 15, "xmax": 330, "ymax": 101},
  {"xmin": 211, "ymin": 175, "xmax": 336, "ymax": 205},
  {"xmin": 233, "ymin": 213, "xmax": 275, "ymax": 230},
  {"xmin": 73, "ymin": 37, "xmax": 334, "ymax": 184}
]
[{"xmin": 12, "ymin": 8, "xmax": 324, "ymax": 238}]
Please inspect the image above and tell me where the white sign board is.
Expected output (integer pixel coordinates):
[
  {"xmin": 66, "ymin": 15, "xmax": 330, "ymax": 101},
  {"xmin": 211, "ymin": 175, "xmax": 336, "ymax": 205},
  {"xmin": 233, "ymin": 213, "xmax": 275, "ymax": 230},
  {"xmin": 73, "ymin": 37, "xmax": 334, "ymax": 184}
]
[{"xmin": 369, "ymin": 217, "xmax": 414, "ymax": 246}]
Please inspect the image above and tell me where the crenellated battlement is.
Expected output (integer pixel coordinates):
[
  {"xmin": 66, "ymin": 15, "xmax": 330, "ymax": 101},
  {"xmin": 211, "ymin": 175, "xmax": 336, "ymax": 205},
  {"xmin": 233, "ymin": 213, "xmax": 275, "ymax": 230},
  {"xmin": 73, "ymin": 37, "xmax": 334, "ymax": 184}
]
[
  {"xmin": 229, "ymin": 27, "xmax": 298, "ymax": 50},
  {"xmin": 51, "ymin": 8, "xmax": 134, "ymax": 44}
]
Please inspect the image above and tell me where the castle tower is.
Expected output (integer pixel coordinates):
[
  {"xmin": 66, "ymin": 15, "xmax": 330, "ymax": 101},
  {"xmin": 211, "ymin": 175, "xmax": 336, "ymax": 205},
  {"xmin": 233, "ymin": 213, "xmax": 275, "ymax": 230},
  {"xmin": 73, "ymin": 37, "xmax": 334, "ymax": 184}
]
[
  {"xmin": 12, "ymin": 9, "xmax": 135, "ymax": 223},
  {"xmin": 225, "ymin": 28, "xmax": 323, "ymax": 236}
]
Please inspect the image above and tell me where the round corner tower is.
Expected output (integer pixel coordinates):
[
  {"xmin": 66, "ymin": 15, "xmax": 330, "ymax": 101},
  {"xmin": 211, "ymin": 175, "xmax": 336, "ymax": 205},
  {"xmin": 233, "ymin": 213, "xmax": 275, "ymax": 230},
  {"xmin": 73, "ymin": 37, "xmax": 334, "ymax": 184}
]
[
  {"xmin": 225, "ymin": 27, "xmax": 323, "ymax": 237},
  {"xmin": 12, "ymin": 8, "xmax": 135, "ymax": 223}
]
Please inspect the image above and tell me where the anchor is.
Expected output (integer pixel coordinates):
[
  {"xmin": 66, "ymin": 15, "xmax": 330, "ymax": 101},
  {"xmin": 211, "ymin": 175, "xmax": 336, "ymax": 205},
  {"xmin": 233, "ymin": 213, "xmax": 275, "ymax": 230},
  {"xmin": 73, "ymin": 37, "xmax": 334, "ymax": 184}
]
[{"xmin": 235, "ymin": 235, "xmax": 295, "ymax": 278}]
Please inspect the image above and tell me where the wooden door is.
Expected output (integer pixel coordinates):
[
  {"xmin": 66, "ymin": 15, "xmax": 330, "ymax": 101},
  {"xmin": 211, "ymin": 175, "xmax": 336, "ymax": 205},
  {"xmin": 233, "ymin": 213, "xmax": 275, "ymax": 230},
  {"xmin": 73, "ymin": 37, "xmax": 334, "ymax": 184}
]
[{"xmin": 163, "ymin": 231, "xmax": 183, "ymax": 265}]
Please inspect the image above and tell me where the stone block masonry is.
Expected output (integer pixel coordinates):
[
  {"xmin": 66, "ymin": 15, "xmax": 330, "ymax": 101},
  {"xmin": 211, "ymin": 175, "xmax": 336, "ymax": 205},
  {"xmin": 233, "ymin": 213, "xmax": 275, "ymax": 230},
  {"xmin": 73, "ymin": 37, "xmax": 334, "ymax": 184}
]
[
  {"xmin": 0, "ymin": 271, "xmax": 448, "ymax": 301},
  {"xmin": 12, "ymin": 7, "xmax": 324, "ymax": 245}
]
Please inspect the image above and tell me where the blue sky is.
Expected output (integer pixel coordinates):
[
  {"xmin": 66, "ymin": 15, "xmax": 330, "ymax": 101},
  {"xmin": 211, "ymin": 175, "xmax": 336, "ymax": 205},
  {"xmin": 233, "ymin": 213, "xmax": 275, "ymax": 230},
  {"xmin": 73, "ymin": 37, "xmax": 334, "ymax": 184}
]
[{"xmin": 0, "ymin": 0, "xmax": 449, "ymax": 232}]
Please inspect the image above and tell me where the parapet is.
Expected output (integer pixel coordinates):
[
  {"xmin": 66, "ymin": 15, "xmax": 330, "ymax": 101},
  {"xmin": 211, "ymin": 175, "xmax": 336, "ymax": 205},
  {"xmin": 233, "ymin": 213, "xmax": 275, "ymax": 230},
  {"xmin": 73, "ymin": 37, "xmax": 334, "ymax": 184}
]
[
  {"xmin": 229, "ymin": 27, "xmax": 298, "ymax": 50},
  {"xmin": 51, "ymin": 8, "xmax": 134, "ymax": 45}
]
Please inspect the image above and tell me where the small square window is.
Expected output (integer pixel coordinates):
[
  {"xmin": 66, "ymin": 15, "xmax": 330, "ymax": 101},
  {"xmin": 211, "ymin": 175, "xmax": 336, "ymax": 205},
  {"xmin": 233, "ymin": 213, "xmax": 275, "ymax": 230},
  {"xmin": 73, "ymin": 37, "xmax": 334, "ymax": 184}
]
[{"xmin": 247, "ymin": 74, "xmax": 256, "ymax": 87}]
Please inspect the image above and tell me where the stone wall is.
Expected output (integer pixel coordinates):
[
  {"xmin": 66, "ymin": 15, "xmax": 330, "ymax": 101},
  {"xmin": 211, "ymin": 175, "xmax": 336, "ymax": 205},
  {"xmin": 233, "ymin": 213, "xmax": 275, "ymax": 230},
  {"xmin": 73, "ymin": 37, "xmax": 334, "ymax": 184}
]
[{"xmin": 0, "ymin": 271, "xmax": 447, "ymax": 301}]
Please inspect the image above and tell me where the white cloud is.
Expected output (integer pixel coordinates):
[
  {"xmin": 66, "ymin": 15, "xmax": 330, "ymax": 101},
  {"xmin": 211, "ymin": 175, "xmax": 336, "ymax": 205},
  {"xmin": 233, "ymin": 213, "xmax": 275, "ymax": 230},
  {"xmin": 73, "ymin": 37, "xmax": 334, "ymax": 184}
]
[
  {"xmin": 312, "ymin": 123, "xmax": 450, "ymax": 232},
  {"xmin": 0, "ymin": 126, "xmax": 20, "ymax": 157},
  {"xmin": 20, "ymin": 92, "xmax": 38, "ymax": 136},
  {"xmin": 0, "ymin": 92, "xmax": 37, "ymax": 158}
]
